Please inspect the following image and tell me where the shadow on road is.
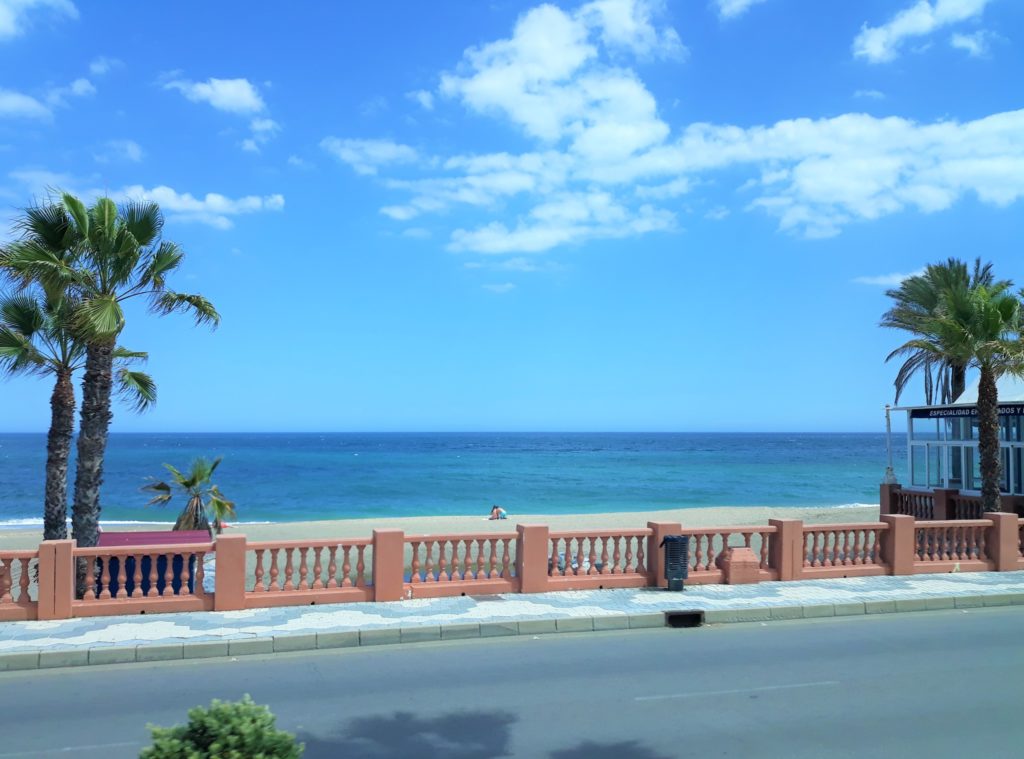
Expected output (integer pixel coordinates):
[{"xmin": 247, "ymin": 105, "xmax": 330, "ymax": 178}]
[
  {"xmin": 549, "ymin": 740, "xmax": 673, "ymax": 759},
  {"xmin": 299, "ymin": 709, "xmax": 517, "ymax": 758}
]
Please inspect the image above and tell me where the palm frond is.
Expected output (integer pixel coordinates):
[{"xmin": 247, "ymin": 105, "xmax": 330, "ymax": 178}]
[
  {"xmin": 141, "ymin": 480, "xmax": 173, "ymax": 507},
  {"xmin": 139, "ymin": 241, "xmax": 184, "ymax": 290},
  {"xmin": 0, "ymin": 293, "xmax": 45, "ymax": 336},
  {"xmin": 112, "ymin": 346, "xmax": 148, "ymax": 363},
  {"xmin": 15, "ymin": 202, "xmax": 73, "ymax": 250},
  {"xmin": 150, "ymin": 291, "xmax": 220, "ymax": 328},
  {"xmin": 61, "ymin": 193, "xmax": 91, "ymax": 240},
  {"xmin": 116, "ymin": 368, "xmax": 157, "ymax": 413},
  {"xmin": 120, "ymin": 200, "xmax": 163, "ymax": 246},
  {"xmin": 73, "ymin": 294, "xmax": 125, "ymax": 339}
]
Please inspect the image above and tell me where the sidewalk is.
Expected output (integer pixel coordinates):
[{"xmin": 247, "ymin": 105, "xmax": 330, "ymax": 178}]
[{"xmin": 2, "ymin": 571, "xmax": 1023, "ymax": 671}]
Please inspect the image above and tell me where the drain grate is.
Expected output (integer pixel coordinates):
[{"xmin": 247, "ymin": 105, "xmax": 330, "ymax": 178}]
[{"xmin": 664, "ymin": 610, "xmax": 704, "ymax": 628}]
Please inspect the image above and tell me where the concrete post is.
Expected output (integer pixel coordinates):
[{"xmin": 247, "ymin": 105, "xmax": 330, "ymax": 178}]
[
  {"xmin": 880, "ymin": 483, "xmax": 901, "ymax": 516},
  {"xmin": 881, "ymin": 514, "xmax": 915, "ymax": 575},
  {"xmin": 983, "ymin": 512, "xmax": 1019, "ymax": 571},
  {"xmin": 646, "ymin": 522, "xmax": 682, "ymax": 588},
  {"xmin": 371, "ymin": 529, "xmax": 405, "ymax": 602},
  {"xmin": 721, "ymin": 547, "xmax": 761, "ymax": 585},
  {"xmin": 768, "ymin": 519, "xmax": 803, "ymax": 581},
  {"xmin": 214, "ymin": 534, "xmax": 247, "ymax": 611},
  {"xmin": 933, "ymin": 489, "xmax": 957, "ymax": 520},
  {"xmin": 36, "ymin": 539, "xmax": 74, "ymax": 620},
  {"xmin": 516, "ymin": 524, "xmax": 550, "ymax": 593}
]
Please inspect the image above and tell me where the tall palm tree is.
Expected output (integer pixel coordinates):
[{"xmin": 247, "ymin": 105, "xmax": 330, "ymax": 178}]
[
  {"xmin": 1, "ymin": 193, "xmax": 219, "ymax": 547},
  {"xmin": 143, "ymin": 457, "xmax": 236, "ymax": 536},
  {"xmin": 891, "ymin": 284, "xmax": 1024, "ymax": 512},
  {"xmin": 882, "ymin": 258, "xmax": 1007, "ymax": 404},
  {"xmin": 0, "ymin": 289, "xmax": 156, "ymax": 540}
]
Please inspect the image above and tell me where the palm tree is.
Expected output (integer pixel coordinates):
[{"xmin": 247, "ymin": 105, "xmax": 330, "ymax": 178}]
[
  {"xmin": 0, "ymin": 289, "xmax": 156, "ymax": 540},
  {"xmin": 143, "ymin": 457, "xmax": 236, "ymax": 536},
  {"xmin": 882, "ymin": 258, "xmax": 1007, "ymax": 404},
  {"xmin": 1, "ymin": 193, "xmax": 219, "ymax": 548},
  {"xmin": 890, "ymin": 284, "xmax": 1024, "ymax": 512}
]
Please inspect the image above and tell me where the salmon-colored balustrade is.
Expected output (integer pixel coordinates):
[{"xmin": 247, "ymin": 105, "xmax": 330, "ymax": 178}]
[
  {"xmin": 681, "ymin": 527, "xmax": 776, "ymax": 582},
  {"xmin": 548, "ymin": 530, "xmax": 650, "ymax": 577},
  {"xmin": 405, "ymin": 533, "xmax": 518, "ymax": 597},
  {"xmin": 894, "ymin": 490, "xmax": 935, "ymax": 519},
  {"xmin": 913, "ymin": 520, "xmax": 993, "ymax": 568},
  {"xmin": 243, "ymin": 539, "xmax": 374, "ymax": 607},
  {"xmin": 801, "ymin": 524, "xmax": 888, "ymax": 576},
  {"xmin": 71, "ymin": 543, "xmax": 213, "ymax": 617},
  {"xmin": 0, "ymin": 550, "xmax": 38, "ymax": 621},
  {"xmin": 950, "ymin": 494, "xmax": 985, "ymax": 519},
  {"xmin": 1018, "ymin": 519, "xmax": 1024, "ymax": 562}
]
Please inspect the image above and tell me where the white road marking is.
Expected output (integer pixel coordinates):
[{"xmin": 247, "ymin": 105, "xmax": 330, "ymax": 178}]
[{"xmin": 635, "ymin": 680, "xmax": 840, "ymax": 701}]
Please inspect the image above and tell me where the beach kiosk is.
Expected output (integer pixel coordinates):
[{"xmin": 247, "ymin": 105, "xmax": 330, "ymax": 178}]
[{"xmin": 884, "ymin": 376, "xmax": 1024, "ymax": 518}]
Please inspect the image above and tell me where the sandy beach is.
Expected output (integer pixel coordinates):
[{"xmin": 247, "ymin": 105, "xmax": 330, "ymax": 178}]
[{"xmin": 0, "ymin": 504, "xmax": 880, "ymax": 550}]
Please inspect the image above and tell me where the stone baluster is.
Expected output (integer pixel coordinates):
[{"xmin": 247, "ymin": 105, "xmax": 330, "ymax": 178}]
[
  {"xmin": 283, "ymin": 548, "xmax": 295, "ymax": 591},
  {"xmin": 82, "ymin": 558, "xmax": 96, "ymax": 601},
  {"xmin": 477, "ymin": 539, "xmax": 486, "ymax": 579},
  {"xmin": 410, "ymin": 541, "xmax": 421, "ymax": 583},
  {"xmin": 341, "ymin": 546, "xmax": 352, "ymax": 587},
  {"xmin": 0, "ymin": 559, "xmax": 10, "ymax": 603},
  {"xmin": 253, "ymin": 550, "xmax": 265, "ymax": 592},
  {"xmin": 438, "ymin": 540, "xmax": 449, "ymax": 582},
  {"xmin": 98, "ymin": 556, "xmax": 111, "ymax": 599},
  {"xmin": 356, "ymin": 546, "xmax": 367, "ymax": 586},
  {"xmin": 424, "ymin": 541, "xmax": 435, "ymax": 582},
  {"xmin": 488, "ymin": 539, "xmax": 499, "ymax": 578},
  {"xmin": 312, "ymin": 547, "xmax": 324, "ymax": 590},
  {"xmin": 298, "ymin": 547, "xmax": 310, "ymax": 590},
  {"xmin": 326, "ymin": 546, "xmax": 338, "ymax": 588},
  {"xmin": 501, "ymin": 539, "xmax": 512, "ymax": 578},
  {"xmin": 269, "ymin": 549, "xmax": 281, "ymax": 591}
]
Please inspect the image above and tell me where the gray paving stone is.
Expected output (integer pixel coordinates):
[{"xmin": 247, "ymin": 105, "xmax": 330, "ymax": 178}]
[
  {"xmin": 440, "ymin": 623, "xmax": 480, "ymax": 640},
  {"xmin": 982, "ymin": 593, "xmax": 1018, "ymax": 607},
  {"xmin": 136, "ymin": 644, "xmax": 184, "ymax": 662},
  {"xmin": 480, "ymin": 621, "xmax": 519, "ymax": 638},
  {"xmin": 317, "ymin": 631, "xmax": 359, "ymax": 649},
  {"xmin": 833, "ymin": 602, "xmax": 866, "ymax": 616},
  {"xmin": 704, "ymin": 607, "xmax": 772, "ymax": 624},
  {"xmin": 183, "ymin": 641, "xmax": 230, "ymax": 659},
  {"xmin": 88, "ymin": 646, "xmax": 136, "ymax": 665},
  {"xmin": 627, "ymin": 613, "xmax": 665, "ymax": 629},
  {"xmin": 895, "ymin": 598, "xmax": 929, "ymax": 613},
  {"xmin": 273, "ymin": 634, "xmax": 317, "ymax": 653},
  {"xmin": 954, "ymin": 595, "xmax": 986, "ymax": 608},
  {"xmin": 400, "ymin": 626, "xmax": 441, "ymax": 643},
  {"xmin": 555, "ymin": 617, "xmax": 594, "ymax": 633},
  {"xmin": 925, "ymin": 597, "xmax": 956, "ymax": 611},
  {"xmin": 0, "ymin": 651, "xmax": 39, "ymax": 671},
  {"xmin": 769, "ymin": 606, "xmax": 804, "ymax": 620},
  {"xmin": 39, "ymin": 649, "xmax": 89, "ymax": 669},
  {"xmin": 802, "ymin": 604, "xmax": 835, "ymax": 618},
  {"xmin": 228, "ymin": 638, "xmax": 274, "ymax": 656},
  {"xmin": 864, "ymin": 600, "xmax": 897, "ymax": 614},
  {"xmin": 517, "ymin": 619, "xmax": 557, "ymax": 635},
  {"xmin": 360, "ymin": 628, "xmax": 401, "ymax": 646},
  {"xmin": 593, "ymin": 614, "xmax": 629, "ymax": 630}
]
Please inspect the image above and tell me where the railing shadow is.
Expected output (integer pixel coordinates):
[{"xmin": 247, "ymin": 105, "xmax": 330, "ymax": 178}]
[{"xmin": 298, "ymin": 709, "xmax": 516, "ymax": 759}]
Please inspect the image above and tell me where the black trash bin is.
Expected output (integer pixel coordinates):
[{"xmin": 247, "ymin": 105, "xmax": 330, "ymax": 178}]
[{"xmin": 660, "ymin": 535, "xmax": 690, "ymax": 591}]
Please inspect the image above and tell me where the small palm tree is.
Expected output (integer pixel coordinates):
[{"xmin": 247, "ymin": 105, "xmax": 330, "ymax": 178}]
[
  {"xmin": 882, "ymin": 258, "xmax": 1006, "ymax": 404},
  {"xmin": 891, "ymin": 284, "xmax": 1024, "ymax": 511},
  {"xmin": 0, "ymin": 289, "xmax": 155, "ymax": 540},
  {"xmin": 144, "ymin": 457, "xmax": 236, "ymax": 535}
]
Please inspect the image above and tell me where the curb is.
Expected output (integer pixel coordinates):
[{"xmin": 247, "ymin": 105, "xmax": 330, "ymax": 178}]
[{"xmin": 3, "ymin": 591, "xmax": 1024, "ymax": 672}]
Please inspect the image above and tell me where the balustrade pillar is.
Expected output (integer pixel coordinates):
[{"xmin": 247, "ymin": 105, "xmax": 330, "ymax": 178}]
[
  {"xmin": 515, "ymin": 524, "xmax": 550, "ymax": 593},
  {"xmin": 371, "ymin": 529, "xmax": 405, "ymax": 602},
  {"xmin": 879, "ymin": 483, "xmax": 901, "ymax": 516},
  {"xmin": 214, "ymin": 534, "xmax": 247, "ymax": 611},
  {"xmin": 932, "ymin": 489, "xmax": 957, "ymax": 520},
  {"xmin": 36, "ymin": 539, "xmax": 74, "ymax": 620},
  {"xmin": 880, "ymin": 514, "xmax": 915, "ymax": 575},
  {"xmin": 768, "ymin": 519, "xmax": 803, "ymax": 581},
  {"xmin": 983, "ymin": 512, "xmax": 1019, "ymax": 571}
]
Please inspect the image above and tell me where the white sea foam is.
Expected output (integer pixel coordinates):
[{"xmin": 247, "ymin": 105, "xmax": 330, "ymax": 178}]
[{"xmin": 0, "ymin": 518, "xmax": 273, "ymax": 530}]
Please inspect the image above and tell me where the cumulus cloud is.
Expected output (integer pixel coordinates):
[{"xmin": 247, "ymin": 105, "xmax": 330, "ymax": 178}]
[
  {"xmin": 89, "ymin": 56, "xmax": 121, "ymax": 76},
  {"xmin": 483, "ymin": 283, "xmax": 516, "ymax": 294},
  {"xmin": 950, "ymin": 29, "xmax": 994, "ymax": 56},
  {"xmin": 407, "ymin": 89, "xmax": 434, "ymax": 110},
  {"xmin": 94, "ymin": 139, "xmax": 143, "ymax": 163},
  {"xmin": 853, "ymin": 269, "xmax": 926, "ymax": 286},
  {"xmin": 0, "ymin": 87, "xmax": 50, "ymax": 119},
  {"xmin": 854, "ymin": 89, "xmax": 886, "ymax": 100},
  {"xmin": 853, "ymin": 0, "xmax": 995, "ymax": 63},
  {"xmin": 321, "ymin": 137, "xmax": 419, "ymax": 175},
  {"xmin": 715, "ymin": 0, "xmax": 769, "ymax": 20},
  {"xmin": 164, "ymin": 76, "xmax": 266, "ymax": 113},
  {"xmin": 45, "ymin": 76, "xmax": 95, "ymax": 107},
  {"xmin": 578, "ymin": 0, "xmax": 686, "ymax": 60},
  {"xmin": 0, "ymin": 0, "xmax": 77, "ymax": 41}
]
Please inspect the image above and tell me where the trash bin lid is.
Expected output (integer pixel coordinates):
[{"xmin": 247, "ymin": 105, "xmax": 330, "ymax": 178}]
[
  {"xmin": 659, "ymin": 535, "xmax": 690, "ymax": 547},
  {"xmin": 97, "ymin": 530, "xmax": 210, "ymax": 547}
]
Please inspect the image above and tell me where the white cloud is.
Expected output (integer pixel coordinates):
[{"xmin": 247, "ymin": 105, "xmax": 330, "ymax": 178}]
[
  {"xmin": 950, "ymin": 29, "xmax": 993, "ymax": 56},
  {"xmin": 407, "ymin": 89, "xmax": 434, "ymax": 110},
  {"xmin": 705, "ymin": 206, "xmax": 729, "ymax": 220},
  {"xmin": 45, "ymin": 76, "xmax": 95, "ymax": 107},
  {"xmin": 164, "ymin": 77, "xmax": 266, "ymax": 114},
  {"xmin": 854, "ymin": 89, "xmax": 886, "ymax": 100},
  {"xmin": 401, "ymin": 227, "xmax": 431, "ymax": 239},
  {"xmin": 853, "ymin": 0, "xmax": 994, "ymax": 63},
  {"xmin": 287, "ymin": 155, "xmax": 313, "ymax": 169},
  {"xmin": 321, "ymin": 137, "xmax": 419, "ymax": 175},
  {"xmin": 498, "ymin": 257, "xmax": 542, "ymax": 272},
  {"xmin": 0, "ymin": 87, "xmax": 50, "ymax": 119},
  {"xmin": 359, "ymin": 95, "xmax": 388, "ymax": 117},
  {"xmin": 88, "ymin": 56, "xmax": 121, "ymax": 76},
  {"xmin": 483, "ymin": 283, "xmax": 516, "ymax": 294},
  {"xmin": 0, "ymin": 0, "xmax": 76, "ymax": 41},
  {"xmin": 578, "ymin": 0, "xmax": 686, "ymax": 60},
  {"xmin": 853, "ymin": 269, "xmax": 926, "ymax": 286},
  {"xmin": 94, "ymin": 139, "xmax": 143, "ymax": 163},
  {"xmin": 715, "ymin": 0, "xmax": 769, "ymax": 20},
  {"xmin": 242, "ymin": 117, "xmax": 281, "ymax": 153}
]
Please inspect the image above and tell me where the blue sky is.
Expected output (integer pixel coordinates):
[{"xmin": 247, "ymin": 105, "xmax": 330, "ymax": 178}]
[{"xmin": 0, "ymin": 0, "xmax": 1022, "ymax": 433}]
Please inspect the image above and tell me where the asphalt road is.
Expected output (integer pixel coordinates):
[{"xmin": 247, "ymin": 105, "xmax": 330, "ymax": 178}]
[{"xmin": 2, "ymin": 607, "xmax": 1022, "ymax": 758}]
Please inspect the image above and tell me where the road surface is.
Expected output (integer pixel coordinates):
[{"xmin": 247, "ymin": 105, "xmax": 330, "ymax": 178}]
[{"xmin": 1, "ymin": 607, "xmax": 1021, "ymax": 757}]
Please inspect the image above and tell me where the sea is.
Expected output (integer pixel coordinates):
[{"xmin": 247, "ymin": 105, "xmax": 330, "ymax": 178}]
[{"xmin": 0, "ymin": 432, "xmax": 907, "ymax": 528}]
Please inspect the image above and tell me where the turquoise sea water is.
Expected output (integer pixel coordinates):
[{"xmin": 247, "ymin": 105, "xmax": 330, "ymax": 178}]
[{"xmin": 0, "ymin": 433, "xmax": 906, "ymax": 526}]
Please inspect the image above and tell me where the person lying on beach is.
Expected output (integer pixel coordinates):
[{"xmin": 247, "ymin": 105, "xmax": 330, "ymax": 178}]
[{"xmin": 489, "ymin": 505, "xmax": 507, "ymax": 520}]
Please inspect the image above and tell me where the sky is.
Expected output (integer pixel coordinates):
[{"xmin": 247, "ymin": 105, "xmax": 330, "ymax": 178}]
[{"xmin": 0, "ymin": 0, "xmax": 1022, "ymax": 433}]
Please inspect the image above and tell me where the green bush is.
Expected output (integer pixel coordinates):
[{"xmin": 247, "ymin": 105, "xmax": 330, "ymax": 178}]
[{"xmin": 140, "ymin": 695, "xmax": 303, "ymax": 758}]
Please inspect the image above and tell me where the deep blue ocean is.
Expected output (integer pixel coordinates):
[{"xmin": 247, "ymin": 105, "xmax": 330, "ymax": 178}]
[{"xmin": 0, "ymin": 433, "xmax": 906, "ymax": 527}]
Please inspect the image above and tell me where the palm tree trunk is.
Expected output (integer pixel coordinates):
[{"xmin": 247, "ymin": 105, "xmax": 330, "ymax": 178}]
[
  {"xmin": 950, "ymin": 363, "xmax": 967, "ymax": 403},
  {"xmin": 976, "ymin": 365, "xmax": 1002, "ymax": 513},
  {"xmin": 72, "ymin": 340, "xmax": 115, "ymax": 547},
  {"xmin": 43, "ymin": 368, "xmax": 75, "ymax": 541}
]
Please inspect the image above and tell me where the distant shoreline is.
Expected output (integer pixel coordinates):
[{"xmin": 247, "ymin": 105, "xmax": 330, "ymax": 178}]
[{"xmin": 0, "ymin": 503, "xmax": 881, "ymax": 549}]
